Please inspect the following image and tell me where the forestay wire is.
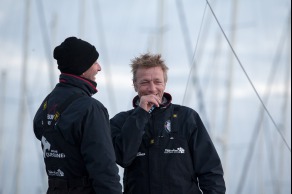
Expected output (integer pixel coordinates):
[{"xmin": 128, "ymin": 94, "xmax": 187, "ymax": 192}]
[{"xmin": 204, "ymin": 0, "xmax": 291, "ymax": 152}]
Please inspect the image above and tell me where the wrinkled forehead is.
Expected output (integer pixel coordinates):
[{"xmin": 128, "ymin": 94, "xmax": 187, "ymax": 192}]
[{"xmin": 135, "ymin": 66, "xmax": 164, "ymax": 80}]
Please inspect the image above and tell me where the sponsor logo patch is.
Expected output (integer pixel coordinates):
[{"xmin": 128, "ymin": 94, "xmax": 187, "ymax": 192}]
[
  {"xmin": 164, "ymin": 147, "xmax": 185, "ymax": 154},
  {"xmin": 41, "ymin": 136, "xmax": 66, "ymax": 159},
  {"xmin": 164, "ymin": 120, "xmax": 171, "ymax": 133}
]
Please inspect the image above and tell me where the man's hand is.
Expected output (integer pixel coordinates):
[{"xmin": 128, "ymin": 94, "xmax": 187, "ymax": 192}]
[{"xmin": 139, "ymin": 94, "xmax": 161, "ymax": 112}]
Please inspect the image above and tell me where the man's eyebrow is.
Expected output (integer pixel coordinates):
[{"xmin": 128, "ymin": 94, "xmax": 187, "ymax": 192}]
[{"xmin": 139, "ymin": 79, "xmax": 150, "ymax": 82}]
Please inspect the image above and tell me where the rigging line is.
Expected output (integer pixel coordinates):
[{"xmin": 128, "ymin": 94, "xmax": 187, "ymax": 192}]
[
  {"xmin": 177, "ymin": 1, "xmax": 211, "ymax": 129},
  {"xmin": 190, "ymin": 3, "xmax": 209, "ymax": 63},
  {"xmin": 181, "ymin": 3, "xmax": 208, "ymax": 104},
  {"xmin": 235, "ymin": 10, "xmax": 292, "ymax": 194},
  {"xmin": 205, "ymin": 0, "xmax": 291, "ymax": 152}
]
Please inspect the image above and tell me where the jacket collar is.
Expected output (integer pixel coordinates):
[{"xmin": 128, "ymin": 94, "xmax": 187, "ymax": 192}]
[
  {"xmin": 59, "ymin": 73, "xmax": 98, "ymax": 96},
  {"xmin": 132, "ymin": 92, "xmax": 172, "ymax": 108}
]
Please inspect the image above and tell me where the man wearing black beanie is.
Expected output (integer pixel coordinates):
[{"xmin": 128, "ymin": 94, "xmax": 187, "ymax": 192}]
[{"xmin": 33, "ymin": 37, "xmax": 122, "ymax": 194}]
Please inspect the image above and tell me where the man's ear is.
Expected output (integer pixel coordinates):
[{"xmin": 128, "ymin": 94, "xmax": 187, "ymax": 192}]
[{"xmin": 133, "ymin": 82, "xmax": 138, "ymax": 92}]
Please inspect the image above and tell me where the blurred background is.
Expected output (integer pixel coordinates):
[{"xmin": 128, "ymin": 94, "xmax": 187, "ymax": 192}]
[{"xmin": 0, "ymin": 0, "xmax": 291, "ymax": 193}]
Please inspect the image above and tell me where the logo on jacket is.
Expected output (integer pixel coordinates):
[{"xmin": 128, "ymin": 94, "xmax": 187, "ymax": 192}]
[
  {"xmin": 137, "ymin": 152, "xmax": 146, "ymax": 157},
  {"xmin": 164, "ymin": 120, "xmax": 171, "ymax": 133},
  {"xmin": 48, "ymin": 169, "xmax": 65, "ymax": 177},
  {"xmin": 47, "ymin": 114, "xmax": 54, "ymax": 126},
  {"xmin": 41, "ymin": 136, "xmax": 66, "ymax": 159},
  {"xmin": 164, "ymin": 147, "xmax": 185, "ymax": 154},
  {"xmin": 42, "ymin": 136, "xmax": 51, "ymax": 158}
]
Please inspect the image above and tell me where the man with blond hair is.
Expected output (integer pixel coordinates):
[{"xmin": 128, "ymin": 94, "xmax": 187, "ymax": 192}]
[{"xmin": 111, "ymin": 53, "xmax": 226, "ymax": 194}]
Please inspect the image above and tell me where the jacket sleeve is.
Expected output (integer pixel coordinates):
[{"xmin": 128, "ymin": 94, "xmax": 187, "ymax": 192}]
[
  {"xmin": 188, "ymin": 111, "xmax": 226, "ymax": 194},
  {"xmin": 80, "ymin": 100, "xmax": 122, "ymax": 194},
  {"xmin": 110, "ymin": 107, "xmax": 150, "ymax": 167},
  {"xmin": 33, "ymin": 106, "xmax": 43, "ymax": 140}
]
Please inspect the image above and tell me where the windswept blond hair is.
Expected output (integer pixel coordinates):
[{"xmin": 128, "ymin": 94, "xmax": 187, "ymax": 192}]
[{"xmin": 130, "ymin": 53, "xmax": 169, "ymax": 83}]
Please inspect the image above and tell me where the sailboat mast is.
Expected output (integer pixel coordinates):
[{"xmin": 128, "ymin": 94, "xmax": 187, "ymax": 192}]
[
  {"xmin": 157, "ymin": 0, "xmax": 165, "ymax": 54},
  {"xmin": 79, "ymin": 0, "xmax": 86, "ymax": 37},
  {"xmin": 13, "ymin": 0, "xmax": 31, "ymax": 193},
  {"xmin": 92, "ymin": 0, "xmax": 118, "ymax": 115},
  {"xmin": 278, "ymin": 13, "xmax": 291, "ymax": 194},
  {"xmin": 221, "ymin": 0, "xmax": 238, "ymax": 181},
  {"xmin": 0, "ymin": 70, "xmax": 7, "ymax": 192}
]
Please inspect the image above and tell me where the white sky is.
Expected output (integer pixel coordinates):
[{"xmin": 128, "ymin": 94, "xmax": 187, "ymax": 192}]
[{"xmin": 0, "ymin": 0, "xmax": 291, "ymax": 193}]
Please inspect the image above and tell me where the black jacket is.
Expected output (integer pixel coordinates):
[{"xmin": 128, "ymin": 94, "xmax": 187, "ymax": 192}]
[
  {"xmin": 111, "ymin": 93, "xmax": 225, "ymax": 194},
  {"xmin": 34, "ymin": 73, "xmax": 122, "ymax": 194}
]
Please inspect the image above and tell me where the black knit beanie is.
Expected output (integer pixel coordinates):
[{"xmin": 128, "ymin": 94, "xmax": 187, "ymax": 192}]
[{"xmin": 53, "ymin": 37, "xmax": 99, "ymax": 75}]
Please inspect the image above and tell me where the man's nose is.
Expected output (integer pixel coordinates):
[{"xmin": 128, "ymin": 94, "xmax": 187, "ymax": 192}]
[
  {"xmin": 148, "ymin": 82, "xmax": 156, "ymax": 92},
  {"xmin": 97, "ymin": 63, "xmax": 102, "ymax": 71}
]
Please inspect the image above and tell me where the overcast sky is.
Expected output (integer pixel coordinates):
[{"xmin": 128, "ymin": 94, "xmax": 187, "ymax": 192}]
[{"xmin": 0, "ymin": 0, "xmax": 291, "ymax": 194}]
